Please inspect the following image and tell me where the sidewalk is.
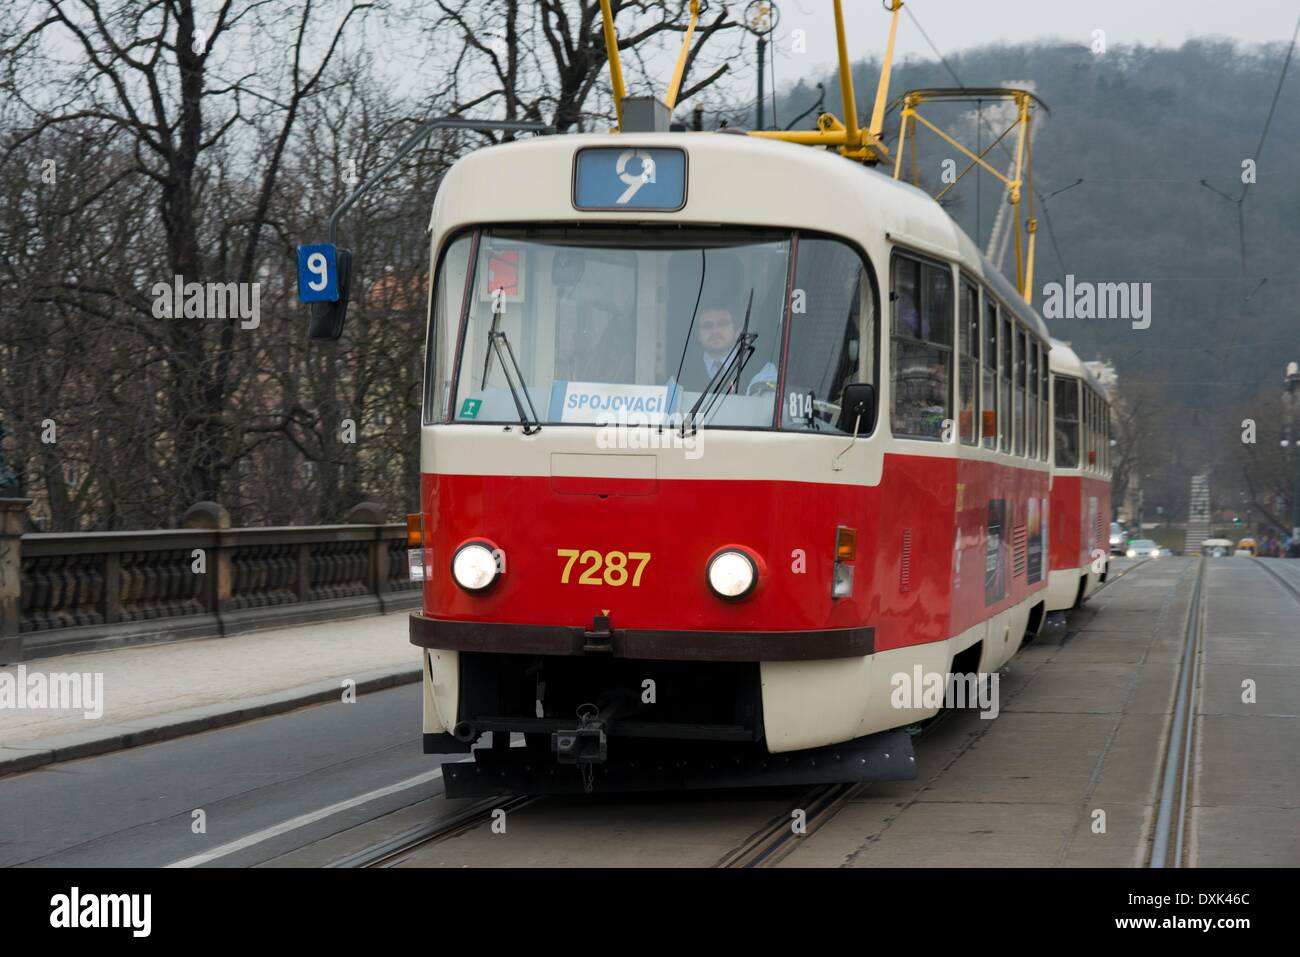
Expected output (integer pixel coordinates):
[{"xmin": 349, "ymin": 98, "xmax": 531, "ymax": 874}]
[{"xmin": 0, "ymin": 614, "xmax": 421, "ymax": 778}]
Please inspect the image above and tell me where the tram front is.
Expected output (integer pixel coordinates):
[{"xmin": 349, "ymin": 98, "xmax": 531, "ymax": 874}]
[{"xmin": 407, "ymin": 133, "xmax": 915, "ymax": 795}]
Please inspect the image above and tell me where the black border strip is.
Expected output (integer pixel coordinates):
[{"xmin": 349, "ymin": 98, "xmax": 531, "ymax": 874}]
[{"xmin": 410, "ymin": 613, "xmax": 873, "ymax": 661}]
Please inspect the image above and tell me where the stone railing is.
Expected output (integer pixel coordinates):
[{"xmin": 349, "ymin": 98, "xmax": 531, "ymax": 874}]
[{"xmin": 0, "ymin": 500, "xmax": 420, "ymax": 663}]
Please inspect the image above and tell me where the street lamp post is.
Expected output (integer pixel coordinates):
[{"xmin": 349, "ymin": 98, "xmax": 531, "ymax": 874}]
[
  {"xmin": 744, "ymin": 1, "xmax": 779, "ymax": 130},
  {"xmin": 1285, "ymin": 363, "xmax": 1300, "ymax": 548}
]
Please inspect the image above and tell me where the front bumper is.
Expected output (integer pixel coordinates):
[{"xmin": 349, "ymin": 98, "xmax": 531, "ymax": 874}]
[
  {"xmin": 438, "ymin": 729, "xmax": 918, "ymax": 797},
  {"xmin": 409, "ymin": 613, "xmax": 874, "ymax": 661}
]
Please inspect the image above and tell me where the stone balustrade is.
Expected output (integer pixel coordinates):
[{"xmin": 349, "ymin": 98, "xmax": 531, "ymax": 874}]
[{"xmin": 0, "ymin": 499, "xmax": 419, "ymax": 662}]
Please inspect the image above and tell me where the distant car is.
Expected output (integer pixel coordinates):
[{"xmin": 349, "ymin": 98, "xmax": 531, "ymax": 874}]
[
  {"xmin": 1109, "ymin": 521, "xmax": 1126, "ymax": 555},
  {"xmin": 1127, "ymin": 539, "xmax": 1163, "ymax": 559},
  {"xmin": 1236, "ymin": 538, "xmax": 1258, "ymax": 557},
  {"xmin": 1202, "ymin": 538, "xmax": 1234, "ymax": 558}
]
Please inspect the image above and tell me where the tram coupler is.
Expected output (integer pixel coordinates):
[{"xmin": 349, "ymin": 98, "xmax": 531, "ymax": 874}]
[
  {"xmin": 551, "ymin": 723, "xmax": 607, "ymax": 765},
  {"xmin": 552, "ymin": 702, "xmax": 609, "ymax": 764},
  {"xmin": 551, "ymin": 690, "xmax": 637, "ymax": 764}
]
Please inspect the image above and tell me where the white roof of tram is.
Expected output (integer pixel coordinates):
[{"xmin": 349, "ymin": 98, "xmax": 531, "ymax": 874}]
[
  {"xmin": 431, "ymin": 131, "xmax": 1052, "ymax": 343},
  {"xmin": 1049, "ymin": 338, "xmax": 1107, "ymax": 396}
]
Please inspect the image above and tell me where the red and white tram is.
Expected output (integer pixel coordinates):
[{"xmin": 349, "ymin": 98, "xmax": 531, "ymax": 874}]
[
  {"xmin": 400, "ymin": 129, "xmax": 1068, "ymax": 795},
  {"xmin": 1045, "ymin": 340, "xmax": 1113, "ymax": 613}
]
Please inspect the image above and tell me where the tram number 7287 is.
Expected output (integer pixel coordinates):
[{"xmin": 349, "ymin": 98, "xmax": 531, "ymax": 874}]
[{"xmin": 557, "ymin": 549, "xmax": 652, "ymax": 587}]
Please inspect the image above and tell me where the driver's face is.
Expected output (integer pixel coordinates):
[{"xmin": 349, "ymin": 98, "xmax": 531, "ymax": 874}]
[{"xmin": 697, "ymin": 308, "xmax": 736, "ymax": 357}]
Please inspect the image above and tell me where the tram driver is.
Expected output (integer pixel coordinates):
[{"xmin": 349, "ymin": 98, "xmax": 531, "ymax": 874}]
[{"xmin": 673, "ymin": 300, "xmax": 778, "ymax": 395}]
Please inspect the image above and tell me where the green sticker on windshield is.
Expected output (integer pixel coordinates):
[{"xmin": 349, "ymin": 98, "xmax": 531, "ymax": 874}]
[{"xmin": 460, "ymin": 398, "xmax": 482, "ymax": 419}]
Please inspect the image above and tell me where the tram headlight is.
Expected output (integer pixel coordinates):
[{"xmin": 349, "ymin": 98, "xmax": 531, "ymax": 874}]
[
  {"xmin": 452, "ymin": 541, "xmax": 501, "ymax": 592},
  {"xmin": 707, "ymin": 549, "xmax": 758, "ymax": 600}
]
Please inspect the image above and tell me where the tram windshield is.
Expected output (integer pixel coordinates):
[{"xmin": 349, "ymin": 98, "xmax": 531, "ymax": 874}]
[{"xmin": 432, "ymin": 226, "xmax": 794, "ymax": 429}]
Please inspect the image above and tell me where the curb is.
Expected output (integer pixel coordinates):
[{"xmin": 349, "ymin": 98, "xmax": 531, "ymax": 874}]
[{"xmin": 0, "ymin": 667, "xmax": 422, "ymax": 780}]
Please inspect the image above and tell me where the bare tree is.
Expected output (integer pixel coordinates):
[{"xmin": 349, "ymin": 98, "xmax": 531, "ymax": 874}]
[
  {"xmin": 424, "ymin": 0, "xmax": 742, "ymax": 132},
  {"xmin": 2, "ymin": 0, "xmax": 375, "ymax": 518},
  {"xmin": 0, "ymin": 0, "xmax": 747, "ymax": 531}
]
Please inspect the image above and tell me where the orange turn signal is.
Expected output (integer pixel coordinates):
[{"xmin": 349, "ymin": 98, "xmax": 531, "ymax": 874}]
[
  {"xmin": 836, "ymin": 526, "xmax": 857, "ymax": 562},
  {"xmin": 406, "ymin": 513, "xmax": 423, "ymax": 547}
]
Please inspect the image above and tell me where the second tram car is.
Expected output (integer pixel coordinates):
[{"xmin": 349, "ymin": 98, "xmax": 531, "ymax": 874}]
[{"xmin": 1045, "ymin": 340, "xmax": 1113, "ymax": 612}]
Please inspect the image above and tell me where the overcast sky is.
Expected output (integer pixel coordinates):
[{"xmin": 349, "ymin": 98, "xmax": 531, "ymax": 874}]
[{"xmin": 758, "ymin": 0, "xmax": 1300, "ymax": 88}]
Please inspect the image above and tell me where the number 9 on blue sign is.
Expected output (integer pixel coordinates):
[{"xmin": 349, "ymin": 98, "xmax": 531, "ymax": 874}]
[{"xmin": 297, "ymin": 243, "xmax": 339, "ymax": 303}]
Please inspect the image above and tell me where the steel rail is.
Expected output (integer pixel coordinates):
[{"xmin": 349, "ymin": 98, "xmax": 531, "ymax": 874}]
[
  {"xmin": 1250, "ymin": 556, "xmax": 1300, "ymax": 605},
  {"xmin": 1148, "ymin": 557, "xmax": 1206, "ymax": 867},
  {"xmin": 335, "ymin": 794, "xmax": 538, "ymax": 869},
  {"xmin": 716, "ymin": 710, "xmax": 956, "ymax": 869}
]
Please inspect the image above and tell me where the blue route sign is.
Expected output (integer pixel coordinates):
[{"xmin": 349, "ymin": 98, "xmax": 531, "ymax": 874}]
[
  {"xmin": 297, "ymin": 243, "xmax": 340, "ymax": 303},
  {"xmin": 573, "ymin": 147, "xmax": 686, "ymax": 211}
]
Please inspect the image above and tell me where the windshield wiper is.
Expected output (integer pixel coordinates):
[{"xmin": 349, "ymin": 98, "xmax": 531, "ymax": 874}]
[
  {"xmin": 485, "ymin": 311, "xmax": 541, "ymax": 435},
  {"xmin": 682, "ymin": 290, "xmax": 755, "ymax": 435}
]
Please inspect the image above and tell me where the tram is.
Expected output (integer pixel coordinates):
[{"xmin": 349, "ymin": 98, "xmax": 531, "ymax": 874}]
[
  {"xmin": 392, "ymin": 125, "xmax": 1068, "ymax": 795},
  {"xmin": 299, "ymin": 1, "xmax": 1107, "ymax": 795},
  {"xmin": 1045, "ymin": 340, "xmax": 1113, "ymax": 613}
]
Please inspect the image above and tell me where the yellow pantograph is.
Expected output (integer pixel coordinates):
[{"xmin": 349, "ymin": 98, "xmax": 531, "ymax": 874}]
[{"xmin": 595, "ymin": 0, "xmax": 1042, "ymax": 302}]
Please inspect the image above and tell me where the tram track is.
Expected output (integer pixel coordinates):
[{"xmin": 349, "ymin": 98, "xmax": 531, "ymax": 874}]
[
  {"xmin": 340, "ymin": 717, "xmax": 947, "ymax": 868},
  {"xmin": 715, "ymin": 711, "xmax": 956, "ymax": 869},
  {"xmin": 1146, "ymin": 557, "xmax": 1206, "ymax": 868},
  {"xmin": 1250, "ymin": 556, "xmax": 1300, "ymax": 604},
  {"xmin": 337, "ymin": 793, "xmax": 539, "ymax": 868},
  {"xmin": 715, "ymin": 781, "xmax": 865, "ymax": 868}
]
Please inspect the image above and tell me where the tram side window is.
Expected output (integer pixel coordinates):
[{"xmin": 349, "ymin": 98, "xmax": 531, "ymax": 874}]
[
  {"xmin": 425, "ymin": 232, "xmax": 474, "ymax": 424},
  {"xmin": 1094, "ymin": 394, "xmax": 1101, "ymax": 470},
  {"xmin": 1039, "ymin": 346, "xmax": 1050, "ymax": 460},
  {"xmin": 1103, "ymin": 398, "xmax": 1110, "ymax": 472},
  {"xmin": 982, "ymin": 297, "xmax": 997, "ymax": 450},
  {"xmin": 1015, "ymin": 327, "xmax": 1027, "ymax": 456},
  {"xmin": 1028, "ymin": 344, "xmax": 1038, "ymax": 460},
  {"xmin": 782, "ymin": 237, "xmax": 877, "ymax": 434},
  {"xmin": 1084, "ymin": 390, "xmax": 1095, "ymax": 470},
  {"xmin": 1102, "ymin": 397, "xmax": 1112, "ymax": 473},
  {"xmin": 1090, "ymin": 392, "xmax": 1099, "ymax": 470},
  {"xmin": 958, "ymin": 280, "xmax": 978, "ymax": 445},
  {"xmin": 1054, "ymin": 376, "xmax": 1080, "ymax": 468},
  {"xmin": 1086, "ymin": 392, "xmax": 1097, "ymax": 470},
  {"xmin": 1092, "ymin": 393, "xmax": 1100, "ymax": 470},
  {"xmin": 1081, "ymin": 390, "xmax": 1090, "ymax": 470},
  {"xmin": 1105, "ymin": 405, "xmax": 1111, "ymax": 473},
  {"xmin": 1080, "ymin": 389, "xmax": 1088, "ymax": 470},
  {"xmin": 890, "ymin": 254, "xmax": 953, "ymax": 439},
  {"xmin": 999, "ymin": 313, "xmax": 1013, "ymax": 452}
]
